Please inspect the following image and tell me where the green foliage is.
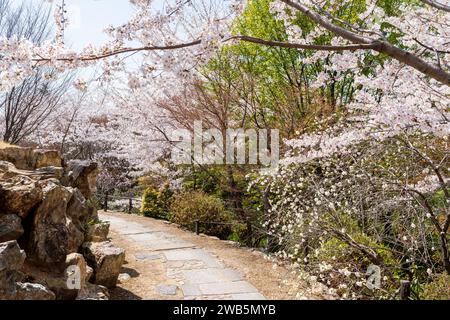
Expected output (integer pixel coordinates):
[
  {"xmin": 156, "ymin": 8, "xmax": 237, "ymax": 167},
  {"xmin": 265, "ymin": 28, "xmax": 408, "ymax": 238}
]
[
  {"xmin": 315, "ymin": 214, "xmax": 397, "ymax": 268},
  {"xmin": 420, "ymin": 273, "xmax": 450, "ymax": 300},
  {"xmin": 429, "ymin": 189, "xmax": 450, "ymax": 208},
  {"xmin": 141, "ymin": 185, "xmax": 173, "ymax": 219},
  {"xmin": 169, "ymin": 191, "xmax": 233, "ymax": 239},
  {"xmin": 88, "ymin": 194, "xmax": 100, "ymax": 211},
  {"xmin": 183, "ymin": 167, "xmax": 224, "ymax": 197}
]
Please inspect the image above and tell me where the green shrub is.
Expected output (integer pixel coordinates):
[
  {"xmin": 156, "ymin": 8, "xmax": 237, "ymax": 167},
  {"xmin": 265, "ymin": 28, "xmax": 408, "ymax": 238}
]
[
  {"xmin": 169, "ymin": 191, "xmax": 233, "ymax": 238},
  {"xmin": 159, "ymin": 184, "xmax": 174, "ymax": 215},
  {"xmin": 141, "ymin": 185, "xmax": 173, "ymax": 219},
  {"xmin": 421, "ymin": 273, "xmax": 450, "ymax": 300}
]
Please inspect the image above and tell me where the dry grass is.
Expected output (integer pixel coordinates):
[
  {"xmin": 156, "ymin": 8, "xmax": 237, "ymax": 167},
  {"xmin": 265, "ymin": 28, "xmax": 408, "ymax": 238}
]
[{"xmin": 0, "ymin": 141, "xmax": 15, "ymax": 149}]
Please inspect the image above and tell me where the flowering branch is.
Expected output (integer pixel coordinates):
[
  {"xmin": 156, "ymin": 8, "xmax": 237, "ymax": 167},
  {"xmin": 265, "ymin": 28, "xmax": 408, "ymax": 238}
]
[
  {"xmin": 32, "ymin": 40, "xmax": 202, "ymax": 62},
  {"xmin": 421, "ymin": 0, "xmax": 450, "ymax": 12},
  {"xmin": 280, "ymin": 0, "xmax": 450, "ymax": 86},
  {"xmin": 225, "ymin": 35, "xmax": 379, "ymax": 51}
]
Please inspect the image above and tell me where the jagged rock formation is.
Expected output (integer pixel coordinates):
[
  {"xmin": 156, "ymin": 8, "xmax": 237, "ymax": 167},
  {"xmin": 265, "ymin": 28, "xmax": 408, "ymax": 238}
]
[
  {"xmin": 0, "ymin": 147, "xmax": 61, "ymax": 171},
  {"xmin": 0, "ymin": 146, "xmax": 125, "ymax": 300}
]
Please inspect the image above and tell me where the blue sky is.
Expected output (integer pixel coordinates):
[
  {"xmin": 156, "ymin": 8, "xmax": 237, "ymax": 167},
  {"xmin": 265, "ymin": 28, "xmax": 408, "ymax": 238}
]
[
  {"xmin": 60, "ymin": 0, "xmax": 136, "ymax": 50},
  {"xmin": 39, "ymin": 0, "xmax": 154, "ymax": 82}
]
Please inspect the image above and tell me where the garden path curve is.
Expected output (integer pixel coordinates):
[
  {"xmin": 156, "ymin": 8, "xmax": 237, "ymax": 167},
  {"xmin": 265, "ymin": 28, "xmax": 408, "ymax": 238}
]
[{"xmin": 100, "ymin": 211, "xmax": 267, "ymax": 300}]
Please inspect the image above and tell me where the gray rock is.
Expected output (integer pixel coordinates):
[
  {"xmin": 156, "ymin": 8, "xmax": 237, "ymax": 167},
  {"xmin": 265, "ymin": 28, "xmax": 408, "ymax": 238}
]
[
  {"xmin": 0, "ymin": 214, "xmax": 24, "ymax": 243},
  {"xmin": 23, "ymin": 253, "xmax": 89, "ymax": 300},
  {"xmin": 0, "ymin": 241, "xmax": 26, "ymax": 271},
  {"xmin": 0, "ymin": 146, "xmax": 35, "ymax": 170},
  {"xmin": 82, "ymin": 241, "xmax": 125, "ymax": 288},
  {"xmin": 66, "ymin": 188, "xmax": 91, "ymax": 252},
  {"xmin": 181, "ymin": 284, "xmax": 201, "ymax": 297},
  {"xmin": 198, "ymin": 281, "xmax": 259, "ymax": 295},
  {"xmin": 0, "ymin": 241, "xmax": 26, "ymax": 298},
  {"xmin": 86, "ymin": 266, "xmax": 94, "ymax": 282},
  {"xmin": 76, "ymin": 282, "xmax": 109, "ymax": 300},
  {"xmin": 231, "ymin": 293, "xmax": 266, "ymax": 300},
  {"xmin": 85, "ymin": 222, "xmax": 110, "ymax": 242},
  {"xmin": 14, "ymin": 283, "xmax": 56, "ymax": 300},
  {"xmin": 67, "ymin": 160, "xmax": 98, "ymax": 199},
  {"xmin": 27, "ymin": 180, "xmax": 71, "ymax": 265},
  {"xmin": 118, "ymin": 273, "xmax": 131, "ymax": 284},
  {"xmin": 33, "ymin": 150, "xmax": 62, "ymax": 169},
  {"xmin": 0, "ymin": 175, "xmax": 43, "ymax": 218}
]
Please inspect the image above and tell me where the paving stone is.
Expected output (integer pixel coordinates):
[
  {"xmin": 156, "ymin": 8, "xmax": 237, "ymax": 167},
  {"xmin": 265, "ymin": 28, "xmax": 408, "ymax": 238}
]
[
  {"xmin": 231, "ymin": 293, "xmax": 266, "ymax": 300},
  {"xmin": 221, "ymin": 269, "xmax": 245, "ymax": 281},
  {"xmin": 182, "ymin": 269, "xmax": 222, "ymax": 284},
  {"xmin": 163, "ymin": 249, "xmax": 223, "ymax": 268},
  {"xmin": 201, "ymin": 295, "xmax": 233, "ymax": 300},
  {"xmin": 128, "ymin": 232, "xmax": 166, "ymax": 242},
  {"xmin": 135, "ymin": 253, "xmax": 161, "ymax": 261},
  {"xmin": 199, "ymin": 281, "xmax": 259, "ymax": 295},
  {"xmin": 167, "ymin": 260, "xmax": 206, "ymax": 270},
  {"xmin": 182, "ymin": 268, "xmax": 244, "ymax": 284},
  {"xmin": 156, "ymin": 284, "xmax": 178, "ymax": 296},
  {"xmin": 181, "ymin": 284, "xmax": 202, "ymax": 296},
  {"xmin": 167, "ymin": 269, "xmax": 184, "ymax": 280},
  {"xmin": 102, "ymin": 216, "xmax": 148, "ymax": 234}
]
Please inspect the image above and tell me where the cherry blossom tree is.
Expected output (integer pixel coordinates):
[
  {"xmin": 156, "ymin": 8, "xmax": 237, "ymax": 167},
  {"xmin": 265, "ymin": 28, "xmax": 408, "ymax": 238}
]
[{"xmin": 1, "ymin": 0, "xmax": 447, "ymax": 298}]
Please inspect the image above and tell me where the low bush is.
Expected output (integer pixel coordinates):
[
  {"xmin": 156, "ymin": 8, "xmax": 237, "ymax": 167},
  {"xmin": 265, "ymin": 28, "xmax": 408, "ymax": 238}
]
[
  {"xmin": 169, "ymin": 191, "xmax": 233, "ymax": 239},
  {"xmin": 141, "ymin": 185, "xmax": 173, "ymax": 219}
]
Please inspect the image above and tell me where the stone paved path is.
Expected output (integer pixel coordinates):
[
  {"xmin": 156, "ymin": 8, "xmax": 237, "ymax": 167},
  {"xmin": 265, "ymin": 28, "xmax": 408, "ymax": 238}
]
[{"xmin": 100, "ymin": 213, "xmax": 266, "ymax": 300}]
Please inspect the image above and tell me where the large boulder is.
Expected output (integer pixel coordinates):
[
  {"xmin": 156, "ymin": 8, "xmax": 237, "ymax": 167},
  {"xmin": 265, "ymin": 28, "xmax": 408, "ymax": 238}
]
[
  {"xmin": 85, "ymin": 222, "xmax": 110, "ymax": 242},
  {"xmin": 0, "ymin": 161, "xmax": 19, "ymax": 179},
  {"xmin": 81, "ymin": 241, "xmax": 125, "ymax": 288},
  {"xmin": 0, "ymin": 146, "xmax": 62, "ymax": 171},
  {"xmin": 0, "ymin": 214, "xmax": 24, "ymax": 242},
  {"xmin": 22, "ymin": 253, "xmax": 89, "ymax": 300},
  {"xmin": 0, "ymin": 241, "xmax": 26, "ymax": 272},
  {"xmin": 66, "ymin": 220, "xmax": 85, "ymax": 254},
  {"xmin": 0, "ymin": 160, "xmax": 63, "ymax": 181},
  {"xmin": 0, "ymin": 146, "xmax": 35, "ymax": 170},
  {"xmin": 0, "ymin": 241, "xmax": 26, "ymax": 299},
  {"xmin": 27, "ymin": 180, "xmax": 71, "ymax": 265},
  {"xmin": 66, "ymin": 189, "xmax": 89, "ymax": 224},
  {"xmin": 65, "ymin": 188, "xmax": 91, "ymax": 252},
  {"xmin": 33, "ymin": 150, "xmax": 62, "ymax": 169},
  {"xmin": 0, "ymin": 175, "xmax": 43, "ymax": 218},
  {"xmin": 64, "ymin": 253, "xmax": 89, "ymax": 297},
  {"xmin": 14, "ymin": 283, "xmax": 56, "ymax": 300},
  {"xmin": 67, "ymin": 160, "xmax": 99, "ymax": 199},
  {"xmin": 30, "ymin": 167, "xmax": 65, "ymax": 181}
]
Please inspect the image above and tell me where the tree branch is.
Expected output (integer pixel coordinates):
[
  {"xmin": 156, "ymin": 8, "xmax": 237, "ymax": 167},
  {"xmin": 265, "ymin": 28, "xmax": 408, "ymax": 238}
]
[
  {"xmin": 421, "ymin": 0, "xmax": 450, "ymax": 12},
  {"xmin": 226, "ymin": 35, "xmax": 378, "ymax": 51},
  {"xmin": 32, "ymin": 40, "xmax": 202, "ymax": 62},
  {"xmin": 280, "ymin": 0, "xmax": 450, "ymax": 86}
]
